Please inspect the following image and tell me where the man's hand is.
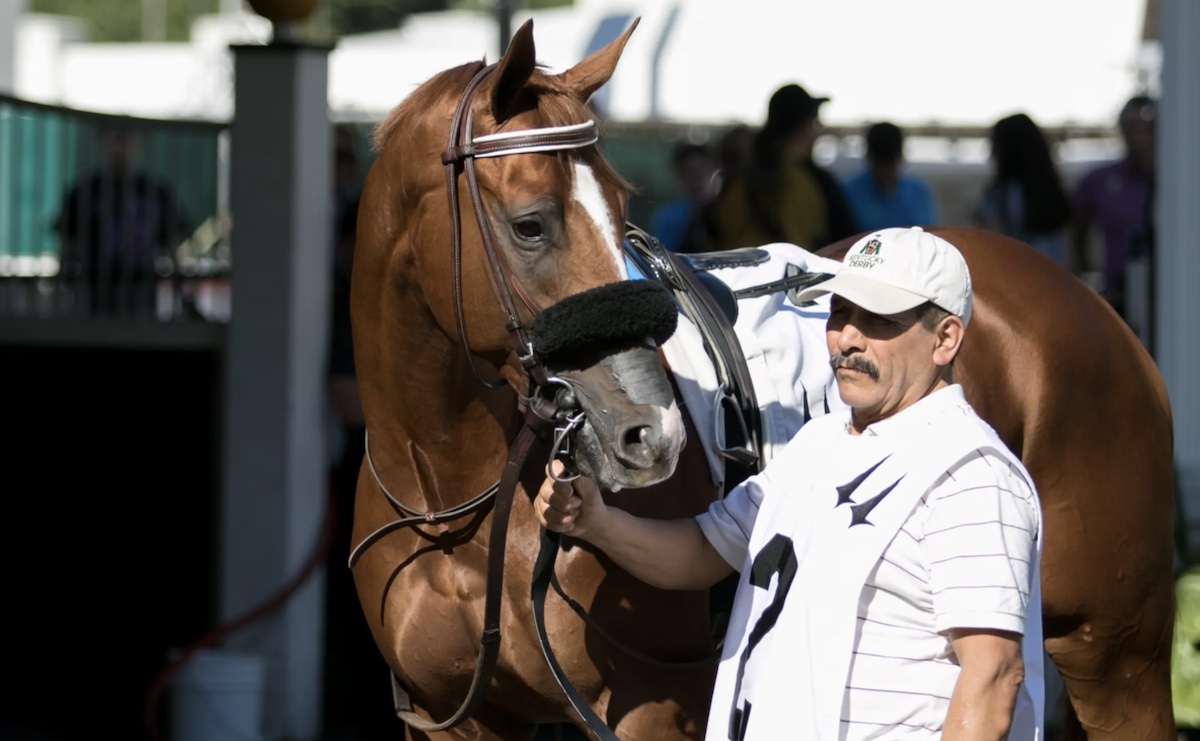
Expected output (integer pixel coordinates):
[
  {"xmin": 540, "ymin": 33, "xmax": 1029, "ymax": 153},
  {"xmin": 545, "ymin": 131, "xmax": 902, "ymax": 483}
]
[
  {"xmin": 534, "ymin": 460, "xmax": 609, "ymax": 542},
  {"xmin": 531, "ymin": 460, "xmax": 733, "ymax": 591}
]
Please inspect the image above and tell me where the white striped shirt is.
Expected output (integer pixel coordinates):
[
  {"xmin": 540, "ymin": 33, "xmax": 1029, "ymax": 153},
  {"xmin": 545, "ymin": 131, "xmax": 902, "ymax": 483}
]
[
  {"xmin": 842, "ymin": 449, "xmax": 1037, "ymax": 737},
  {"xmin": 697, "ymin": 385, "xmax": 1040, "ymax": 738}
]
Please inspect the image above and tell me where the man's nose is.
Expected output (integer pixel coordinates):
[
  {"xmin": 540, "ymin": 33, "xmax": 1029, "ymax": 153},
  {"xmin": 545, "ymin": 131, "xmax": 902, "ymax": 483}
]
[{"xmin": 836, "ymin": 321, "xmax": 866, "ymax": 353}]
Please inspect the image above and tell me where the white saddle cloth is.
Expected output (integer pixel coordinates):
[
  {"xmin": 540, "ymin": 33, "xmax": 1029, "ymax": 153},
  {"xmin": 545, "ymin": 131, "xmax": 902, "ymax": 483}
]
[{"xmin": 659, "ymin": 243, "xmax": 849, "ymax": 490}]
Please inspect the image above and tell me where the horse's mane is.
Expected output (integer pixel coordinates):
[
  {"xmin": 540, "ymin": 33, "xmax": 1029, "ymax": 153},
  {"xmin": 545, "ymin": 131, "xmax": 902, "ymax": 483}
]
[{"xmin": 371, "ymin": 60, "xmax": 627, "ymax": 195}]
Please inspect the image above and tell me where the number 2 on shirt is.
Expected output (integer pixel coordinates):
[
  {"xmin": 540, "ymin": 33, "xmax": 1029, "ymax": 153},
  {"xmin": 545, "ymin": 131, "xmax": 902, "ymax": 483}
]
[{"xmin": 728, "ymin": 534, "xmax": 797, "ymax": 741}]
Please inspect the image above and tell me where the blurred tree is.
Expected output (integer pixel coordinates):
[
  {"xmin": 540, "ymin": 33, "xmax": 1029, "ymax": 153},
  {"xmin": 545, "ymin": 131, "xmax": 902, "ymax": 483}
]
[
  {"xmin": 326, "ymin": 0, "xmax": 572, "ymax": 37},
  {"xmin": 28, "ymin": 0, "xmax": 575, "ymax": 42},
  {"xmin": 30, "ymin": 0, "xmax": 219, "ymax": 42},
  {"xmin": 327, "ymin": 0, "xmax": 446, "ymax": 36}
]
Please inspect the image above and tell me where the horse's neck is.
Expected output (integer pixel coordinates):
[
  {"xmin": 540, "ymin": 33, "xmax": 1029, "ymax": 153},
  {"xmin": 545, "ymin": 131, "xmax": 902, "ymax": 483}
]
[{"xmin": 364, "ymin": 325, "xmax": 519, "ymax": 512}]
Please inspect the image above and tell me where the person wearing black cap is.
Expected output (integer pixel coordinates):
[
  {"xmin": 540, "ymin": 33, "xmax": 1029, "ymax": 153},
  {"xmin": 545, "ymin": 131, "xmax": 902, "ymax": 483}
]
[{"xmin": 706, "ymin": 83, "xmax": 859, "ymax": 252}]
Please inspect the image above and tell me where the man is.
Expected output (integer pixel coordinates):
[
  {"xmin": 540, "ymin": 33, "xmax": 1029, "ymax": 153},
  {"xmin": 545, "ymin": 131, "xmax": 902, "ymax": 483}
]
[
  {"xmin": 54, "ymin": 124, "xmax": 181, "ymax": 316},
  {"xmin": 1071, "ymin": 95, "xmax": 1156, "ymax": 318},
  {"xmin": 841, "ymin": 121, "xmax": 938, "ymax": 232},
  {"xmin": 707, "ymin": 83, "xmax": 858, "ymax": 251},
  {"xmin": 536, "ymin": 226, "xmax": 1043, "ymax": 739}
]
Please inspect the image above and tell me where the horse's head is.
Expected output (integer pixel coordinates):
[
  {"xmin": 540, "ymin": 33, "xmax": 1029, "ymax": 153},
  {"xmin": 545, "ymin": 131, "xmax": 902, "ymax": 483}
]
[{"xmin": 357, "ymin": 17, "xmax": 684, "ymax": 491}]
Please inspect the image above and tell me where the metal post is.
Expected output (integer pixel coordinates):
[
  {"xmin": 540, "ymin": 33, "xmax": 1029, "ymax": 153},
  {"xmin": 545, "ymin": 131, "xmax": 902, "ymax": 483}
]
[
  {"xmin": 496, "ymin": 0, "xmax": 512, "ymax": 58},
  {"xmin": 222, "ymin": 38, "xmax": 334, "ymax": 740},
  {"xmin": 1155, "ymin": 0, "xmax": 1200, "ymax": 559},
  {"xmin": 0, "ymin": 0, "xmax": 25, "ymax": 93}
]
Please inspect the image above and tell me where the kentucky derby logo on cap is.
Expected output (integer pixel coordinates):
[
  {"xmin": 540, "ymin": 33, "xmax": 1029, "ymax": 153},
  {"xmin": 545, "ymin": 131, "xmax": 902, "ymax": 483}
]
[{"xmin": 847, "ymin": 236, "xmax": 886, "ymax": 269}]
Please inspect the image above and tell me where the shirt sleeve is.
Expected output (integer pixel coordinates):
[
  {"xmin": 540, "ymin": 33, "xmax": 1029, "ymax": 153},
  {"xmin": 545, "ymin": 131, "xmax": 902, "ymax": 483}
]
[
  {"xmin": 923, "ymin": 449, "xmax": 1039, "ymax": 636},
  {"xmin": 695, "ymin": 470, "xmax": 773, "ymax": 572}
]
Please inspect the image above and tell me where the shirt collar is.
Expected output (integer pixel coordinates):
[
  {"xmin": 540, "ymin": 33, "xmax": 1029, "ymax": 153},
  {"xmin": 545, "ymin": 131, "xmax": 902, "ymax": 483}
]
[{"xmin": 848, "ymin": 384, "xmax": 967, "ymax": 437}]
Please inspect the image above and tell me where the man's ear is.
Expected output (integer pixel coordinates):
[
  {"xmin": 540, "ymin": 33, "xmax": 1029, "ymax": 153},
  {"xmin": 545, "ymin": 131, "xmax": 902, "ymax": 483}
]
[{"xmin": 932, "ymin": 315, "xmax": 965, "ymax": 367}]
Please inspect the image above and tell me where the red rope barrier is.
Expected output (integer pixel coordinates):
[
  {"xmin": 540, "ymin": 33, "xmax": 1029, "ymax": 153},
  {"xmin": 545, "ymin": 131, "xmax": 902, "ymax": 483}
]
[{"xmin": 142, "ymin": 480, "xmax": 338, "ymax": 741}]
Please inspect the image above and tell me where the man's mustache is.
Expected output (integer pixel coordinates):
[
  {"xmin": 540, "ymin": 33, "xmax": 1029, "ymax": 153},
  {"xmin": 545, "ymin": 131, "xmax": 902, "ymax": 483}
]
[{"xmin": 829, "ymin": 353, "xmax": 880, "ymax": 380}]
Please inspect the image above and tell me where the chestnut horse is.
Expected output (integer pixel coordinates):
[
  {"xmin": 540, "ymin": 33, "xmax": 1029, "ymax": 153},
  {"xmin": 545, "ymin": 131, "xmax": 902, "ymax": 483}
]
[{"xmin": 348, "ymin": 17, "xmax": 1176, "ymax": 741}]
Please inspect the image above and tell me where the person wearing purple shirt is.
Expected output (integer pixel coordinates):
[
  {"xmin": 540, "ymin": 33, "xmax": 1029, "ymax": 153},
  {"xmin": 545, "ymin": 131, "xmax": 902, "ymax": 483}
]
[{"xmin": 1072, "ymin": 96, "xmax": 1156, "ymax": 318}]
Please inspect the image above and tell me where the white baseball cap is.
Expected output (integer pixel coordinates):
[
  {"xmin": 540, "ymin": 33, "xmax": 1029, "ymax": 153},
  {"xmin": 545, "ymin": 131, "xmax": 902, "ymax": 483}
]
[{"xmin": 796, "ymin": 226, "xmax": 973, "ymax": 326}]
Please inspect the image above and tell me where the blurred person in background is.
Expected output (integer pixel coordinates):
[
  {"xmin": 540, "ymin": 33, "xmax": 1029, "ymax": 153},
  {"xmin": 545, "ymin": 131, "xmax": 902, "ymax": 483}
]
[
  {"xmin": 54, "ymin": 124, "xmax": 181, "ymax": 317},
  {"xmin": 716, "ymin": 123, "xmax": 755, "ymax": 192},
  {"xmin": 972, "ymin": 113, "xmax": 1073, "ymax": 266},
  {"xmin": 708, "ymin": 83, "xmax": 858, "ymax": 252},
  {"xmin": 650, "ymin": 141, "xmax": 718, "ymax": 253},
  {"xmin": 1071, "ymin": 95, "xmax": 1156, "ymax": 319},
  {"xmin": 841, "ymin": 121, "xmax": 937, "ymax": 232}
]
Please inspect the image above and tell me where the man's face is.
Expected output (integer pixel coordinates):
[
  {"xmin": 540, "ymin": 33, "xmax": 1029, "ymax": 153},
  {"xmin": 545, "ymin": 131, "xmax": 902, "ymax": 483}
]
[
  {"xmin": 826, "ymin": 296, "xmax": 943, "ymax": 427},
  {"xmin": 677, "ymin": 153, "xmax": 716, "ymax": 203},
  {"xmin": 784, "ymin": 116, "xmax": 821, "ymax": 160},
  {"xmin": 868, "ymin": 156, "xmax": 900, "ymax": 191},
  {"xmin": 104, "ymin": 130, "xmax": 136, "ymax": 175},
  {"xmin": 1119, "ymin": 106, "xmax": 1156, "ymax": 172}
]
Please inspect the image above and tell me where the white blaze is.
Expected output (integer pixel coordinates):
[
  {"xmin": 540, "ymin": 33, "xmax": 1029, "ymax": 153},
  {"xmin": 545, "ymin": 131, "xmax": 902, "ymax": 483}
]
[{"xmin": 571, "ymin": 158, "xmax": 627, "ymax": 280}]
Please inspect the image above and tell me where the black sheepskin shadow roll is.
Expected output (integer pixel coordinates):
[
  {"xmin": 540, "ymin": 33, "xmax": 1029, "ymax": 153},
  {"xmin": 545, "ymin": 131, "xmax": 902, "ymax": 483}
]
[{"xmin": 529, "ymin": 280, "xmax": 678, "ymax": 372}]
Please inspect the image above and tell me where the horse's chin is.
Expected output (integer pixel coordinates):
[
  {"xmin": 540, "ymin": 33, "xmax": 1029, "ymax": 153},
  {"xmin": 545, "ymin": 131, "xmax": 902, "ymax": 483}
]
[{"xmin": 571, "ymin": 417, "xmax": 682, "ymax": 491}]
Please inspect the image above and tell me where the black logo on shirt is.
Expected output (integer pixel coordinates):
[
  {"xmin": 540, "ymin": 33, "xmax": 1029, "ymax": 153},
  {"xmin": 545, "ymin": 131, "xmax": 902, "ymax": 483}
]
[{"xmin": 834, "ymin": 456, "xmax": 905, "ymax": 527}]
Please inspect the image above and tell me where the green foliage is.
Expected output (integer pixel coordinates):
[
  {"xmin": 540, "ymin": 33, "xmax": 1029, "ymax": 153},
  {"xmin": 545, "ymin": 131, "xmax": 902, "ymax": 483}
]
[
  {"xmin": 328, "ymin": 0, "xmax": 447, "ymax": 37},
  {"xmin": 1174, "ymin": 566, "xmax": 1200, "ymax": 727},
  {"xmin": 326, "ymin": 0, "xmax": 573, "ymax": 37},
  {"xmin": 27, "ymin": 0, "xmax": 575, "ymax": 42},
  {"xmin": 30, "ymin": 0, "xmax": 219, "ymax": 42},
  {"xmin": 453, "ymin": 0, "xmax": 573, "ymax": 10}
]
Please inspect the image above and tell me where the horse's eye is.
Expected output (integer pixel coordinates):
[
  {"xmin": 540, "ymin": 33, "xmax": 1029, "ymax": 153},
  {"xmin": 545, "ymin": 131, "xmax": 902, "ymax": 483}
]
[{"xmin": 513, "ymin": 218, "xmax": 544, "ymax": 242}]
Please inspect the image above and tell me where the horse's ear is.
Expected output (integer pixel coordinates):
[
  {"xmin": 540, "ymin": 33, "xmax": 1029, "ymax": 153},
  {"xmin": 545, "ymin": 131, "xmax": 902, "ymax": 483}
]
[
  {"xmin": 490, "ymin": 19, "xmax": 537, "ymax": 123},
  {"xmin": 554, "ymin": 17, "xmax": 639, "ymax": 104}
]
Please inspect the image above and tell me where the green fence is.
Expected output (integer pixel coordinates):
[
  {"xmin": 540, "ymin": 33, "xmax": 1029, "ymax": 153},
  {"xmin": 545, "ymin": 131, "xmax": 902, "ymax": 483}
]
[{"xmin": 0, "ymin": 95, "xmax": 227, "ymax": 272}]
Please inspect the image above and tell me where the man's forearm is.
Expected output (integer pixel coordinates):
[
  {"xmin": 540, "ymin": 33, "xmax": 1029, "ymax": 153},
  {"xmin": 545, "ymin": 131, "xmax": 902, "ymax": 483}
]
[
  {"xmin": 584, "ymin": 508, "xmax": 732, "ymax": 591},
  {"xmin": 942, "ymin": 667, "xmax": 1021, "ymax": 741}
]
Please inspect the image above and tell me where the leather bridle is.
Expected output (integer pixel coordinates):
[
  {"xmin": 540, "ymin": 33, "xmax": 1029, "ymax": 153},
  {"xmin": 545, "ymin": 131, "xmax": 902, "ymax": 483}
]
[
  {"xmin": 442, "ymin": 65, "xmax": 599, "ymax": 391},
  {"xmin": 348, "ymin": 63, "xmax": 609, "ymax": 735}
]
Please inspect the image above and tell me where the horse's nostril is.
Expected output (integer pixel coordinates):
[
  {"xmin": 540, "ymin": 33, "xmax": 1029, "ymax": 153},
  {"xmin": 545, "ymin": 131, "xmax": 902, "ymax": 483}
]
[
  {"xmin": 623, "ymin": 425, "xmax": 648, "ymax": 449},
  {"xmin": 617, "ymin": 425, "xmax": 667, "ymax": 469}
]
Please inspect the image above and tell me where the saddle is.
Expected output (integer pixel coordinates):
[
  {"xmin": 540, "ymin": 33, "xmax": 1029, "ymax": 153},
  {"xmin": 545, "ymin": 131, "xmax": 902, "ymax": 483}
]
[{"xmin": 624, "ymin": 223, "xmax": 766, "ymax": 490}]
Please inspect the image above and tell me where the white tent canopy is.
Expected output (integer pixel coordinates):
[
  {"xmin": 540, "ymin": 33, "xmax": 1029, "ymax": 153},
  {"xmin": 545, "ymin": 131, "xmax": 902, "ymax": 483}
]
[
  {"xmin": 14, "ymin": 0, "xmax": 1152, "ymax": 129},
  {"xmin": 330, "ymin": 0, "xmax": 1152, "ymax": 128}
]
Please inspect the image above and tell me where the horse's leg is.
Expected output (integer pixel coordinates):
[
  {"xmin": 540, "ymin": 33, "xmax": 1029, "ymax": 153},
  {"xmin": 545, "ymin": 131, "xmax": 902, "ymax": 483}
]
[
  {"xmin": 608, "ymin": 697, "xmax": 707, "ymax": 741},
  {"xmin": 1040, "ymin": 490, "xmax": 1177, "ymax": 740},
  {"xmin": 553, "ymin": 683, "xmax": 706, "ymax": 741},
  {"xmin": 404, "ymin": 703, "xmax": 540, "ymax": 741}
]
